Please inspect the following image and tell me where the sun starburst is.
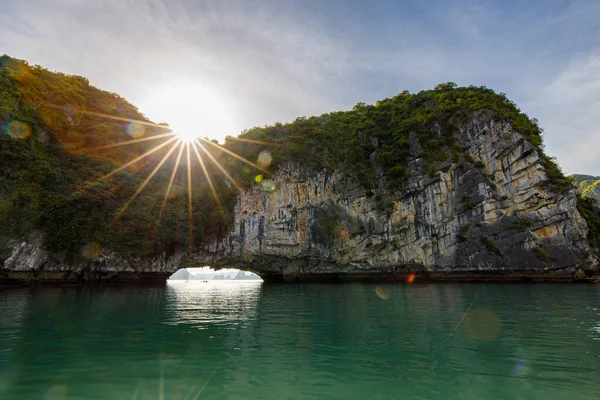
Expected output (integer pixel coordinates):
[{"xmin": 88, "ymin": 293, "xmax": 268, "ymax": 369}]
[{"xmin": 71, "ymin": 109, "xmax": 277, "ymax": 249}]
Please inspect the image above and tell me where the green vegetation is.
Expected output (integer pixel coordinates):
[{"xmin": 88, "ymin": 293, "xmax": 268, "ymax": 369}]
[
  {"xmin": 0, "ymin": 56, "xmax": 233, "ymax": 257},
  {"xmin": 457, "ymin": 224, "xmax": 471, "ymax": 242},
  {"xmin": 571, "ymin": 175, "xmax": 600, "ymax": 250},
  {"xmin": 462, "ymin": 195, "xmax": 477, "ymax": 211},
  {"xmin": 0, "ymin": 56, "xmax": 586, "ymax": 257},
  {"xmin": 480, "ymin": 237, "xmax": 501, "ymax": 256},
  {"xmin": 310, "ymin": 212, "xmax": 341, "ymax": 247},
  {"xmin": 230, "ymin": 82, "xmax": 561, "ymax": 191},
  {"xmin": 533, "ymin": 247, "xmax": 553, "ymax": 262},
  {"xmin": 507, "ymin": 218, "xmax": 533, "ymax": 231},
  {"xmin": 571, "ymin": 174, "xmax": 600, "ymax": 203},
  {"xmin": 576, "ymin": 195, "xmax": 600, "ymax": 249}
]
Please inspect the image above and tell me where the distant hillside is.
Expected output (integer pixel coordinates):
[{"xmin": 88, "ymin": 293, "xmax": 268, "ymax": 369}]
[
  {"xmin": 169, "ymin": 269, "xmax": 190, "ymax": 280},
  {"xmin": 234, "ymin": 271, "xmax": 261, "ymax": 280},
  {"xmin": 572, "ymin": 174, "xmax": 600, "ymax": 203}
]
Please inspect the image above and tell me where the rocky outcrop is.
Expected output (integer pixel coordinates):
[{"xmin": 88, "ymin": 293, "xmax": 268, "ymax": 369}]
[
  {"xmin": 189, "ymin": 113, "xmax": 597, "ymax": 282},
  {"xmin": 1, "ymin": 113, "xmax": 598, "ymax": 284},
  {"xmin": 0, "ymin": 232, "xmax": 183, "ymax": 284}
]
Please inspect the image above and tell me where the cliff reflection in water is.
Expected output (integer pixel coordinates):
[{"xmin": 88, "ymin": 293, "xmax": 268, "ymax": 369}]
[{"xmin": 1, "ymin": 283, "xmax": 600, "ymax": 399}]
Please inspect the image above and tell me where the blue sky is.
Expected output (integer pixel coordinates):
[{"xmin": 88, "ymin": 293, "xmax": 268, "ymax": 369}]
[{"xmin": 1, "ymin": 0, "xmax": 599, "ymax": 174}]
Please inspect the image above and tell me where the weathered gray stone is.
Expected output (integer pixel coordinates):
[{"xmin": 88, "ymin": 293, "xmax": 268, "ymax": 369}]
[{"xmin": 188, "ymin": 113, "xmax": 597, "ymax": 282}]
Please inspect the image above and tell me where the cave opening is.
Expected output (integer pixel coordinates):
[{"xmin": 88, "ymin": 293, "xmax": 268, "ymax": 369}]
[{"xmin": 168, "ymin": 267, "xmax": 263, "ymax": 282}]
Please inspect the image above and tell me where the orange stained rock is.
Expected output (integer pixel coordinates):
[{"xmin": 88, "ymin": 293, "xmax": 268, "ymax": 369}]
[
  {"xmin": 299, "ymin": 184, "xmax": 307, "ymax": 204},
  {"xmin": 533, "ymin": 225, "xmax": 558, "ymax": 238}
]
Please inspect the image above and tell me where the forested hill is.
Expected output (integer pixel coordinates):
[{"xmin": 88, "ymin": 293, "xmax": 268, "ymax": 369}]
[
  {"xmin": 1, "ymin": 55, "xmax": 598, "ymax": 263},
  {"xmin": 0, "ymin": 55, "xmax": 236, "ymax": 257},
  {"xmin": 571, "ymin": 174, "xmax": 600, "ymax": 249},
  {"xmin": 572, "ymin": 174, "xmax": 600, "ymax": 203}
]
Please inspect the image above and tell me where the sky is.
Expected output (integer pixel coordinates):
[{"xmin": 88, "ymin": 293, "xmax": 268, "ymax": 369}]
[{"xmin": 0, "ymin": 0, "xmax": 598, "ymax": 174}]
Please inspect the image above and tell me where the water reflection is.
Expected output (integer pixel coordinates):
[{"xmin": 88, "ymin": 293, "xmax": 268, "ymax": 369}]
[
  {"xmin": 165, "ymin": 281, "xmax": 261, "ymax": 328},
  {"xmin": 0, "ymin": 284, "xmax": 598, "ymax": 399}
]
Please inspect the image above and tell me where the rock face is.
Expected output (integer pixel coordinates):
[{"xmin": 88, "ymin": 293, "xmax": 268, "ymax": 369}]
[
  {"xmin": 1, "ymin": 113, "xmax": 598, "ymax": 284},
  {"xmin": 190, "ymin": 114, "xmax": 597, "ymax": 282},
  {"xmin": 0, "ymin": 232, "xmax": 183, "ymax": 284}
]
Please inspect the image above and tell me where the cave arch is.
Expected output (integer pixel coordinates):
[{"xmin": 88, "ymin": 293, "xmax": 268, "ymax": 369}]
[{"xmin": 168, "ymin": 266, "xmax": 263, "ymax": 282}]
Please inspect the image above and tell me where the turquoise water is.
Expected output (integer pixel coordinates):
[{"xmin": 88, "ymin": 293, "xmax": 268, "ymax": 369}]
[{"xmin": 1, "ymin": 282, "xmax": 600, "ymax": 399}]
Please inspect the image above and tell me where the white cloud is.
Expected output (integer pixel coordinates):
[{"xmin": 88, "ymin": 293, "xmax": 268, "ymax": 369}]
[
  {"xmin": 0, "ymin": 0, "xmax": 360, "ymax": 137},
  {"xmin": 527, "ymin": 55, "xmax": 600, "ymax": 174},
  {"xmin": 0, "ymin": 0, "xmax": 598, "ymax": 174}
]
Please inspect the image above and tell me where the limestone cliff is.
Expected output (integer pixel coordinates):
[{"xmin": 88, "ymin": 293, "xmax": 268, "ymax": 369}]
[
  {"xmin": 1, "ymin": 232, "xmax": 182, "ymax": 284},
  {"xmin": 1, "ymin": 112, "xmax": 597, "ymax": 283},
  {"xmin": 1, "ymin": 68, "xmax": 599, "ymax": 284},
  {"xmin": 190, "ymin": 113, "xmax": 597, "ymax": 282}
]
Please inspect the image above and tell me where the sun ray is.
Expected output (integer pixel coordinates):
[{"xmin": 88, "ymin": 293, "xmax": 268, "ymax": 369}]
[
  {"xmin": 186, "ymin": 142, "xmax": 194, "ymax": 249},
  {"xmin": 228, "ymin": 136, "xmax": 285, "ymax": 147},
  {"xmin": 194, "ymin": 139, "xmax": 243, "ymax": 193},
  {"xmin": 446, "ymin": 295, "xmax": 479, "ymax": 342},
  {"xmin": 189, "ymin": 362, "xmax": 221, "ymax": 400},
  {"xmin": 198, "ymin": 136, "xmax": 271, "ymax": 174},
  {"xmin": 158, "ymin": 141, "xmax": 185, "ymax": 222},
  {"xmin": 191, "ymin": 140, "xmax": 224, "ymax": 216},
  {"xmin": 117, "ymin": 139, "xmax": 181, "ymax": 216},
  {"xmin": 75, "ymin": 132, "xmax": 177, "ymax": 153},
  {"xmin": 98, "ymin": 136, "xmax": 179, "ymax": 181},
  {"xmin": 43, "ymin": 103, "xmax": 172, "ymax": 130},
  {"xmin": 159, "ymin": 364, "xmax": 164, "ymax": 400}
]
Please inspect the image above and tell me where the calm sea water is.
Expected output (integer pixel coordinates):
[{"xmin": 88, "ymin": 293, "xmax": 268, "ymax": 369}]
[{"xmin": 1, "ymin": 282, "xmax": 600, "ymax": 399}]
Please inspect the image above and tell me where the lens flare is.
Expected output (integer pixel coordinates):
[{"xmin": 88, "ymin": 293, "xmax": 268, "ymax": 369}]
[
  {"xmin": 257, "ymin": 150, "xmax": 273, "ymax": 169},
  {"xmin": 76, "ymin": 132, "xmax": 176, "ymax": 153},
  {"xmin": 195, "ymin": 139, "xmax": 243, "ymax": 193},
  {"xmin": 512, "ymin": 357, "xmax": 532, "ymax": 377},
  {"xmin": 98, "ymin": 136, "xmax": 179, "ymax": 181},
  {"xmin": 260, "ymin": 179, "xmax": 276, "ymax": 192},
  {"xmin": 80, "ymin": 242, "xmax": 103, "ymax": 259},
  {"xmin": 3, "ymin": 120, "xmax": 31, "ymax": 139},
  {"xmin": 199, "ymin": 137, "xmax": 271, "ymax": 174},
  {"xmin": 186, "ymin": 143, "xmax": 193, "ymax": 248},
  {"xmin": 45, "ymin": 384, "xmax": 69, "ymax": 400},
  {"xmin": 125, "ymin": 122, "xmax": 146, "ymax": 138},
  {"xmin": 464, "ymin": 307, "xmax": 501, "ymax": 341},
  {"xmin": 375, "ymin": 286, "xmax": 390, "ymax": 300},
  {"xmin": 158, "ymin": 141, "xmax": 185, "ymax": 222},
  {"xmin": 406, "ymin": 273, "xmax": 416, "ymax": 283},
  {"xmin": 118, "ymin": 139, "xmax": 182, "ymax": 216},
  {"xmin": 191, "ymin": 140, "xmax": 224, "ymax": 216},
  {"xmin": 43, "ymin": 103, "xmax": 172, "ymax": 131}
]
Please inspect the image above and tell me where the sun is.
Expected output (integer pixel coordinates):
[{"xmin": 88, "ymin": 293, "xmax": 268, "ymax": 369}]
[
  {"xmin": 139, "ymin": 79, "xmax": 236, "ymax": 143},
  {"xmin": 77, "ymin": 81, "xmax": 273, "ymax": 252},
  {"xmin": 172, "ymin": 127, "xmax": 199, "ymax": 143}
]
